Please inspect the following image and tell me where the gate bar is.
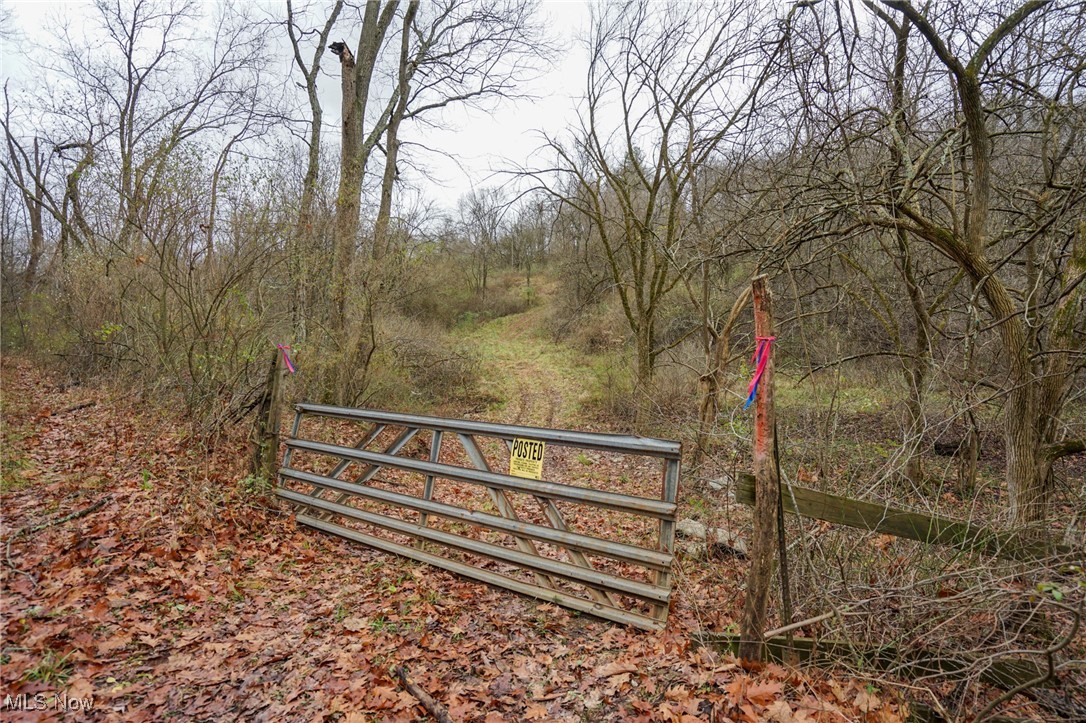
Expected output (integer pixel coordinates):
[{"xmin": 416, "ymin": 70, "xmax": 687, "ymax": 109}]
[
  {"xmin": 296, "ymin": 514, "xmax": 665, "ymax": 631},
  {"xmin": 280, "ymin": 489, "xmax": 668, "ymax": 604},
  {"xmin": 279, "ymin": 467, "xmax": 672, "ymax": 570},
  {"xmin": 284, "ymin": 439, "xmax": 676, "ymax": 518},
  {"xmin": 652, "ymin": 457, "xmax": 681, "ymax": 621},
  {"xmin": 314, "ymin": 427, "xmax": 418, "ymax": 520},
  {"xmin": 295, "ymin": 404, "xmax": 681, "ymax": 459},
  {"xmin": 418, "ymin": 429, "xmax": 443, "ymax": 533},
  {"xmin": 327, "ymin": 423, "xmax": 386, "ymax": 480}
]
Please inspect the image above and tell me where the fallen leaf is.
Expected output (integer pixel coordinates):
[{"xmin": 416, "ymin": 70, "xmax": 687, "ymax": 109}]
[
  {"xmin": 594, "ymin": 660, "xmax": 637, "ymax": 678},
  {"xmin": 725, "ymin": 675, "xmax": 749, "ymax": 703},
  {"xmin": 655, "ymin": 700, "xmax": 681, "ymax": 721},
  {"xmin": 765, "ymin": 699, "xmax": 793, "ymax": 722},
  {"xmin": 665, "ymin": 684, "xmax": 690, "ymax": 701},
  {"xmin": 66, "ymin": 676, "xmax": 95, "ymax": 700},
  {"xmin": 367, "ymin": 685, "xmax": 401, "ymax": 710},
  {"xmin": 606, "ymin": 672, "xmax": 631, "ymax": 690},
  {"xmin": 855, "ymin": 688, "xmax": 881, "ymax": 713},
  {"xmin": 765, "ymin": 663, "xmax": 789, "ymax": 679},
  {"xmin": 524, "ymin": 703, "xmax": 549, "ymax": 720},
  {"xmin": 739, "ymin": 703, "xmax": 761, "ymax": 723},
  {"xmin": 746, "ymin": 679, "xmax": 783, "ymax": 705},
  {"xmin": 97, "ymin": 634, "xmax": 132, "ymax": 655}
]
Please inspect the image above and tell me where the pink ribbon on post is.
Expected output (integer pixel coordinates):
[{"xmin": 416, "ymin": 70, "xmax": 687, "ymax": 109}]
[
  {"xmin": 276, "ymin": 344, "xmax": 296, "ymax": 374},
  {"xmin": 743, "ymin": 336, "xmax": 775, "ymax": 410}
]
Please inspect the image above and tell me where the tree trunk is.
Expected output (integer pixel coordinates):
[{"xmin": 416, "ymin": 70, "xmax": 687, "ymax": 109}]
[
  {"xmin": 290, "ymin": 155, "xmax": 316, "ymax": 341},
  {"xmin": 1006, "ymin": 381, "xmax": 1044, "ymax": 525},
  {"xmin": 329, "ymin": 1, "xmax": 397, "ymax": 333},
  {"xmin": 372, "ymin": 1, "xmax": 418, "ymax": 263},
  {"xmin": 57, "ymin": 141, "xmax": 94, "ymax": 256},
  {"xmin": 635, "ymin": 320, "xmax": 654, "ymax": 386},
  {"xmin": 331, "ymin": 41, "xmax": 359, "ymax": 333},
  {"xmin": 694, "ymin": 286, "xmax": 751, "ymax": 468},
  {"xmin": 22, "ymin": 139, "xmax": 44, "ymax": 285},
  {"xmin": 292, "ymin": 154, "xmax": 321, "ymax": 341},
  {"xmin": 206, "ymin": 138, "xmax": 238, "ymax": 259},
  {"xmin": 286, "ymin": 0, "xmax": 342, "ymax": 342},
  {"xmin": 959, "ymin": 408, "xmax": 979, "ymax": 495},
  {"xmin": 898, "ymin": 239, "xmax": 929, "ymax": 487},
  {"xmin": 882, "ymin": 12, "xmax": 929, "ymax": 487}
]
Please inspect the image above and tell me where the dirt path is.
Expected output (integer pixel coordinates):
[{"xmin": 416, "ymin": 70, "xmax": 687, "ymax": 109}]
[{"xmin": 457, "ymin": 283, "xmax": 589, "ymax": 430}]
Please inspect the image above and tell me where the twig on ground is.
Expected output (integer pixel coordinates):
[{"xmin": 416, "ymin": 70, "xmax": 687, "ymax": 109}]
[
  {"xmin": 973, "ymin": 597, "xmax": 1082, "ymax": 722},
  {"xmin": 20, "ymin": 495, "xmax": 112, "ymax": 536},
  {"xmin": 764, "ymin": 610, "xmax": 837, "ymax": 638},
  {"xmin": 4, "ymin": 496, "xmax": 112, "ymax": 585},
  {"xmin": 55, "ymin": 400, "xmax": 97, "ymax": 415},
  {"xmin": 395, "ymin": 665, "xmax": 453, "ymax": 723}
]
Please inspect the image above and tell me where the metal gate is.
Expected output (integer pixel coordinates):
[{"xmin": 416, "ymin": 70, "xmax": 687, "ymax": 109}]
[{"xmin": 277, "ymin": 404, "xmax": 680, "ymax": 631}]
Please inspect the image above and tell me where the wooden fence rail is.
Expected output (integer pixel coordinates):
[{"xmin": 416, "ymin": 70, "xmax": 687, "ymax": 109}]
[{"xmin": 734, "ymin": 474, "xmax": 1075, "ymax": 562}]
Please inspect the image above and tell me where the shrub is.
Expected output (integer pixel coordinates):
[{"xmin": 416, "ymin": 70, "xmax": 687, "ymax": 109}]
[
  {"xmin": 323, "ymin": 313, "xmax": 483, "ymax": 412},
  {"xmin": 405, "ymin": 264, "xmax": 537, "ymax": 329},
  {"xmin": 559, "ymin": 302, "xmax": 629, "ymax": 354}
]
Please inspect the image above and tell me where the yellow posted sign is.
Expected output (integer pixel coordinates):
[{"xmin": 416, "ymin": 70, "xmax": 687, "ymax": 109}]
[{"xmin": 509, "ymin": 438, "xmax": 545, "ymax": 480}]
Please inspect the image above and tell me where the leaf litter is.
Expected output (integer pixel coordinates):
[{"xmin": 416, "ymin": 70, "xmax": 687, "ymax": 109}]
[{"xmin": 0, "ymin": 359, "xmax": 904, "ymax": 721}]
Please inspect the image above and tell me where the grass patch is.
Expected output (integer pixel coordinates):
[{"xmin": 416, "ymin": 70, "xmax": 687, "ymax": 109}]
[
  {"xmin": 0, "ymin": 451, "xmax": 36, "ymax": 492},
  {"xmin": 1, "ymin": 386, "xmax": 40, "ymax": 492},
  {"xmin": 774, "ymin": 372, "xmax": 897, "ymax": 415},
  {"xmin": 24, "ymin": 649, "xmax": 73, "ymax": 686},
  {"xmin": 453, "ymin": 299, "xmax": 598, "ymax": 426}
]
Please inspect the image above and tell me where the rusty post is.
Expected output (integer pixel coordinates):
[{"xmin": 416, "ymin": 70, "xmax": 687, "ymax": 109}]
[{"xmin": 739, "ymin": 274, "xmax": 779, "ymax": 661}]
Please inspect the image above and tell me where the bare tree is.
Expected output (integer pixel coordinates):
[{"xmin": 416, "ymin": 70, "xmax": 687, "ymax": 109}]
[
  {"xmin": 863, "ymin": 0, "xmax": 1086, "ymax": 525},
  {"xmin": 458, "ymin": 186, "xmax": 506, "ymax": 296},
  {"xmin": 372, "ymin": 0, "xmax": 552, "ymax": 263},
  {"xmin": 323, "ymin": 0, "xmax": 550, "ymax": 402},
  {"xmin": 286, "ymin": 0, "xmax": 344, "ymax": 338},
  {"xmin": 1, "ymin": 87, "xmax": 48, "ymax": 286},
  {"xmin": 370, "ymin": 0, "xmax": 417, "ymax": 263},
  {"xmin": 328, "ymin": 0, "xmax": 398, "ymax": 332},
  {"xmin": 536, "ymin": 0, "xmax": 800, "ymax": 388}
]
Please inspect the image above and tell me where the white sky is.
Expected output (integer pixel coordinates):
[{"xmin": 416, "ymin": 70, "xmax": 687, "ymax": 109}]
[{"xmin": 0, "ymin": 0, "xmax": 593, "ymax": 212}]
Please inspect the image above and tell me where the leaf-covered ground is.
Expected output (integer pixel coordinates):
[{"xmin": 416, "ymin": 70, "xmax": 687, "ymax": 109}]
[{"xmin": 0, "ymin": 357, "xmax": 908, "ymax": 722}]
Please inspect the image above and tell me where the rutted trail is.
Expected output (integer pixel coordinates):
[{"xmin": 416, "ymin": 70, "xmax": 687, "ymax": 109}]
[{"xmin": 457, "ymin": 285, "xmax": 589, "ymax": 430}]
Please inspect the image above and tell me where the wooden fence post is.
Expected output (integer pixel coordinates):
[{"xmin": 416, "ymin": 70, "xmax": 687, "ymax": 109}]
[
  {"xmin": 252, "ymin": 347, "xmax": 286, "ymax": 482},
  {"xmin": 739, "ymin": 274, "xmax": 778, "ymax": 661}
]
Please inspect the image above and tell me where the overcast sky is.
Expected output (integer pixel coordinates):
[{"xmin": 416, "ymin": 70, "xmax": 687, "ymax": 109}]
[{"xmin": 0, "ymin": 0, "xmax": 593, "ymax": 213}]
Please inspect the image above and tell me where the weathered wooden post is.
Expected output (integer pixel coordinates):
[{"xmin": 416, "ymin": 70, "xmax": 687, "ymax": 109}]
[
  {"xmin": 739, "ymin": 274, "xmax": 778, "ymax": 661},
  {"xmin": 252, "ymin": 346, "xmax": 287, "ymax": 483}
]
